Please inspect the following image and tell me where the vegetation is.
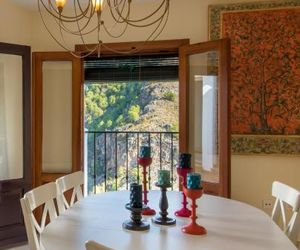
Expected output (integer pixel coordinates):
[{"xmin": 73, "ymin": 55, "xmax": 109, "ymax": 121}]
[
  {"xmin": 85, "ymin": 82, "xmax": 143, "ymax": 131},
  {"xmin": 163, "ymin": 91, "xmax": 176, "ymax": 102},
  {"xmin": 85, "ymin": 81, "xmax": 179, "ymax": 194}
]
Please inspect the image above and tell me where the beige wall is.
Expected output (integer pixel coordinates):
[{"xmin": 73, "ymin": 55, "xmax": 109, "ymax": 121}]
[
  {"xmin": 0, "ymin": 0, "xmax": 33, "ymax": 46},
  {"xmin": 2, "ymin": 0, "xmax": 299, "ymax": 213}
]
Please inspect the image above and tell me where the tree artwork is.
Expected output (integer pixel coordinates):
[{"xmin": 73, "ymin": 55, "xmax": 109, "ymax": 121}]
[{"xmin": 222, "ymin": 8, "xmax": 300, "ymax": 135}]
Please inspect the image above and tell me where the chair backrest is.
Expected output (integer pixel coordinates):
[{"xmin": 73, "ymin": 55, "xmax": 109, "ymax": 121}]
[
  {"xmin": 85, "ymin": 240, "xmax": 113, "ymax": 250},
  {"xmin": 20, "ymin": 182, "xmax": 58, "ymax": 250},
  {"xmin": 271, "ymin": 181, "xmax": 300, "ymax": 245},
  {"xmin": 56, "ymin": 171, "xmax": 84, "ymax": 214}
]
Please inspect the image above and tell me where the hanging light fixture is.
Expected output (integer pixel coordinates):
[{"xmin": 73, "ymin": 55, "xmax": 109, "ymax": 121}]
[{"xmin": 37, "ymin": 0, "xmax": 170, "ymax": 58}]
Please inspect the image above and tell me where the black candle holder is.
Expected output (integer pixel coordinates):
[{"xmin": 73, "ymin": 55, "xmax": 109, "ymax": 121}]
[
  {"xmin": 123, "ymin": 203, "xmax": 150, "ymax": 231},
  {"xmin": 152, "ymin": 182, "xmax": 176, "ymax": 226}
]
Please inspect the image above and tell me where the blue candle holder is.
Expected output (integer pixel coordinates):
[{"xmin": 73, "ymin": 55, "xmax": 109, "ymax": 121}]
[
  {"xmin": 157, "ymin": 170, "xmax": 171, "ymax": 186},
  {"xmin": 187, "ymin": 173, "xmax": 201, "ymax": 189},
  {"xmin": 179, "ymin": 153, "xmax": 192, "ymax": 169},
  {"xmin": 140, "ymin": 146, "xmax": 151, "ymax": 158},
  {"xmin": 129, "ymin": 183, "xmax": 143, "ymax": 208}
]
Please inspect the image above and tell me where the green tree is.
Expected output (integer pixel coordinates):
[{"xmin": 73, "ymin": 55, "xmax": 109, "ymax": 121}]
[{"xmin": 128, "ymin": 105, "xmax": 141, "ymax": 122}]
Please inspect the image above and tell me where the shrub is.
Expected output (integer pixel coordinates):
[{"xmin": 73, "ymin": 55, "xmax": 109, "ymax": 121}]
[
  {"xmin": 128, "ymin": 105, "xmax": 140, "ymax": 122},
  {"xmin": 163, "ymin": 91, "xmax": 176, "ymax": 102}
]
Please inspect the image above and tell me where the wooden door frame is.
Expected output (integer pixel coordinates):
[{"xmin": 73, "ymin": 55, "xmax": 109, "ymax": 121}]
[
  {"xmin": 179, "ymin": 39, "xmax": 231, "ymax": 197},
  {"xmin": 32, "ymin": 52, "xmax": 83, "ymax": 186}
]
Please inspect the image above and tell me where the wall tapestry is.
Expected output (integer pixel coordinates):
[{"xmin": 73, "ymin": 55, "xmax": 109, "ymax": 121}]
[{"xmin": 209, "ymin": 0, "xmax": 300, "ymax": 155}]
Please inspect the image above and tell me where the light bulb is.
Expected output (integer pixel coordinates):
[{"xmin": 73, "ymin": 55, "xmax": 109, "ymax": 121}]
[
  {"xmin": 92, "ymin": 0, "xmax": 104, "ymax": 12},
  {"xmin": 56, "ymin": 0, "xmax": 66, "ymax": 9},
  {"xmin": 56, "ymin": 0, "xmax": 66, "ymax": 13}
]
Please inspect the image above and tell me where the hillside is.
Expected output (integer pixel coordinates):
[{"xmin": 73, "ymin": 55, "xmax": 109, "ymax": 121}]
[
  {"xmin": 85, "ymin": 81, "xmax": 179, "ymax": 132},
  {"xmin": 85, "ymin": 81, "xmax": 179, "ymax": 193}
]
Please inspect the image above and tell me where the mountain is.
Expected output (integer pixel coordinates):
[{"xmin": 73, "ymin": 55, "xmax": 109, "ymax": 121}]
[{"xmin": 85, "ymin": 81, "xmax": 179, "ymax": 193}]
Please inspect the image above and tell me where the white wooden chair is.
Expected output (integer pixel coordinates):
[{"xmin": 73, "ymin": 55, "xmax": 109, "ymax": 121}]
[
  {"xmin": 56, "ymin": 171, "xmax": 84, "ymax": 214},
  {"xmin": 85, "ymin": 240, "xmax": 113, "ymax": 250},
  {"xmin": 20, "ymin": 182, "xmax": 58, "ymax": 250},
  {"xmin": 271, "ymin": 181, "xmax": 300, "ymax": 245}
]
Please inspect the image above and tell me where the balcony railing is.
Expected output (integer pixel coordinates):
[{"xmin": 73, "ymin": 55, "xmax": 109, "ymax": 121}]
[{"xmin": 85, "ymin": 131, "xmax": 179, "ymax": 194}]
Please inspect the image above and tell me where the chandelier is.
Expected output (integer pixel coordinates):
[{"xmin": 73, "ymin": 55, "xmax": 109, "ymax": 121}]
[{"xmin": 38, "ymin": 0, "xmax": 170, "ymax": 58}]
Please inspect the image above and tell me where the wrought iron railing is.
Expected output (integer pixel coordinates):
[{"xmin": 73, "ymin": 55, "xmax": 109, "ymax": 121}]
[{"xmin": 84, "ymin": 131, "xmax": 179, "ymax": 194}]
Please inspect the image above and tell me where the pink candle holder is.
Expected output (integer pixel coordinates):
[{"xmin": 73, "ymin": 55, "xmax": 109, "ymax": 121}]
[
  {"xmin": 138, "ymin": 157, "xmax": 156, "ymax": 216},
  {"xmin": 182, "ymin": 187, "xmax": 207, "ymax": 235},
  {"xmin": 175, "ymin": 167, "xmax": 192, "ymax": 217}
]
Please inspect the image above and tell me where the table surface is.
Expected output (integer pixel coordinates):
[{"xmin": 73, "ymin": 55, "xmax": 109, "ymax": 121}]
[{"xmin": 40, "ymin": 191, "xmax": 297, "ymax": 250}]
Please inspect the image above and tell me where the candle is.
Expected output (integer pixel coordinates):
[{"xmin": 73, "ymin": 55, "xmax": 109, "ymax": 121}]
[
  {"xmin": 187, "ymin": 173, "xmax": 201, "ymax": 189},
  {"xmin": 140, "ymin": 146, "xmax": 151, "ymax": 158},
  {"xmin": 130, "ymin": 183, "xmax": 143, "ymax": 208},
  {"xmin": 157, "ymin": 170, "xmax": 171, "ymax": 186},
  {"xmin": 179, "ymin": 153, "xmax": 192, "ymax": 168}
]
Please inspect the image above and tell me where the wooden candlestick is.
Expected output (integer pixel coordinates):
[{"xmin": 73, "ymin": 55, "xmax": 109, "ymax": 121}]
[
  {"xmin": 123, "ymin": 204, "xmax": 150, "ymax": 231},
  {"xmin": 152, "ymin": 182, "xmax": 176, "ymax": 226}
]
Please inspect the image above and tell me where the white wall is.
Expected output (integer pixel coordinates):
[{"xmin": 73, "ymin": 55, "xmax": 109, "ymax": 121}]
[{"xmin": 2, "ymin": 0, "xmax": 300, "ymax": 213}]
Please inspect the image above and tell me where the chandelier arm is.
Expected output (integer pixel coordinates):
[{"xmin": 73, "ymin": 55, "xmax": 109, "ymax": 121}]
[
  {"xmin": 103, "ymin": 0, "xmax": 132, "ymax": 38},
  {"xmin": 107, "ymin": 0, "xmax": 130, "ymax": 24},
  {"xmin": 97, "ymin": 13, "xmax": 103, "ymax": 44},
  {"xmin": 107, "ymin": 0, "xmax": 127, "ymax": 10},
  {"xmin": 102, "ymin": 21, "xmax": 129, "ymax": 38},
  {"xmin": 54, "ymin": 1, "xmax": 98, "ymax": 37},
  {"xmin": 58, "ymin": 17, "xmax": 99, "ymax": 58},
  {"xmin": 147, "ymin": 7, "xmax": 170, "ymax": 41},
  {"xmin": 38, "ymin": 0, "xmax": 170, "ymax": 58},
  {"xmin": 38, "ymin": 4, "xmax": 78, "ymax": 53},
  {"xmin": 76, "ymin": 0, "xmax": 94, "ymax": 19},
  {"xmin": 108, "ymin": 0, "xmax": 128, "ymax": 29},
  {"xmin": 53, "ymin": 12, "xmax": 97, "ymax": 37},
  {"xmin": 111, "ymin": 1, "xmax": 168, "ymax": 27},
  {"xmin": 74, "ymin": 0, "xmax": 97, "ymax": 50},
  {"xmin": 113, "ymin": 0, "xmax": 168, "ymax": 23},
  {"xmin": 123, "ymin": 9, "xmax": 167, "ymax": 28},
  {"xmin": 39, "ymin": 0, "xmax": 92, "ymax": 22}
]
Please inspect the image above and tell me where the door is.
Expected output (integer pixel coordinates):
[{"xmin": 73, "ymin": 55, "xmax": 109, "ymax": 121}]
[
  {"xmin": 33, "ymin": 52, "xmax": 83, "ymax": 186},
  {"xmin": 0, "ymin": 43, "xmax": 31, "ymax": 247},
  {"xmin": 179, "ymin": 39, "xmax": 230, "ymax": 197}
]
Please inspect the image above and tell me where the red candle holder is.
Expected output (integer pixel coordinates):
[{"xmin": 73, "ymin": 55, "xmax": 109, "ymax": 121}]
[
  {"xmin": 138, "ymin": 157, "xmax": 156, "ymax": 216},
  {"xmin": 175, "ymin": 167, "xmax": 192, "ymax": 217},
  {"xmin": 182, "ymin": 187, "xmax": 207, "ymax": 235}
]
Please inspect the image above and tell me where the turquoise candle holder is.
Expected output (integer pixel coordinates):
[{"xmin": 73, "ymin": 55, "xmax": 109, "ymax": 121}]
[
  {"xmin": 140, "ymin": 146, "xmax": 151, "ymax": 158},
  {"xmin": 130, "ymin": 183, "xmax": 143, "ymax": 208},
  {"xmin": 179, "ymin": 153, "xmax": 192, "ymax": 169},
  {"xmin": 157, "ymin": 170, "xmax": 171, "ymax": 186},
  {"xmin": 187, "ymin": 173, "xmax": 201, "ymax": 189}
]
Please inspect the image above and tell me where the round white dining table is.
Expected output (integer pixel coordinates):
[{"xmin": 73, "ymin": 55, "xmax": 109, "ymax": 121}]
[{"xmin": 40, "ymin": 191, "xmax": 297, "ymax": 250}]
